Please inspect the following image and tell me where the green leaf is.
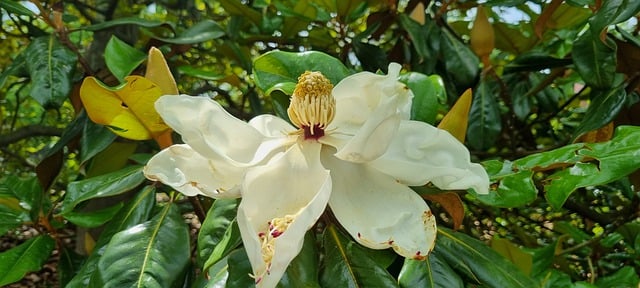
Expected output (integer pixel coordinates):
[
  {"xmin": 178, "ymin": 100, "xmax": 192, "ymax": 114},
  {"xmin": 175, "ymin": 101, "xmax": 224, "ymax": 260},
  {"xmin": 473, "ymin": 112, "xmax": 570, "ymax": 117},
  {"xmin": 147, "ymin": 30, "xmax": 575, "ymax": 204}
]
[
  {"xmin": 63, "ymin": 202, "xmax": 124, "ymax": 228},
  {"xmin": 225, "ymin": 248, "xmax": 256, "ymax": 287},
  {"xmin": 198, "ymin": 199, "xmax": 240, "ymax": 267},
  {"xmin": 0, "ymin": 175, "xmax": 43, "ymax": 227},
  {"xmin": 572, "ymin": 33, "xmax": 617, "ymax": 89},
  {"xmin": 546, "ymin": 127, "xmax": 640, "ymax": 208},
  {"xmin": 572, "ymin": 85, "xmax": 626, "ymax": 139},
  {"xmin": 504, "ymin": 51, "xmax": 573, "ymax": 73},
  {"xmin": 0, "ymin": 52, "xmax": 27, "ymax": 90},
  {"xmin": 25, "ymin": 35, "xmax": 77, "ymax": 108},
  {"xmin": 0, "ymin": 235, "xmax": 56, "ymax": 286},
  {"xmin": 92, "ymin": 203, "xmax": 190, "ymax": 287},
  {"xmin": 490, "ymin": 237, "xmax": 533, "ymax": 275},
  {"xmin": 58, "ymin": 247, "xmax": 85, "ymax": 287},
  {"xmin": 153, "ymin": 20, "xmax": 225, "ymax": 44},
  {"xmin": 398, "ymin": 14, "xmax": 433, "ymax": 63},
  {"xmin": 78, "ymin": 17, "xmax": 173, "ymax": 32},
  {"xmin": 104, "ymin": 36, "xmax": 147, "ymax": 83},
  {"xmin": 0, "ymin": 0, "xmax": 36, "ymax": 16},
  {"xmin": 177, "ymin": 66, "xmax": 224, "ymax": 81},
  {"xmin": 436, "ymin": 227, "xmax": 538, "ymax": 288},
  {"xmin": 253, "ymin": 51, "xmax": 350, "ymax": 96},
  {"xmin": 440, "ymin": 29, "xmax": 480, "ymax": 89},
  {"xmin": 399, "ymin": 72, "xmax": 446, "ymax": 125},
  {"xmin": 61, "ymin": 165, "xmax": 145, "ymax": 214},
  {"xmin": 277, "ymin": 232, "xmax": 321, "ymax": 288},
  {"xmin": 589, "ymin": 0, "xmax": 640, "ymax": 34},
  {"xmin": 466, "ymin": 78, "xmax": 502, "ymax": 150},
  {"xmin": 594, "ymin": 266, "xmax": 639, "ymax": 288},
  {"xmin": 202, "ymin": 219, "xmax": 242, "ymax": 272},
  {"xmin": 320, "ymin": 225, "xmax": 399, "ymax": 288},
  {"xmin": 80, "ymin": 120, "xmax": 117, "ymax": 163},
  {"xmin": 218, "ymin": 0, "xmax": 262, "ymax": 25},
  {"xmin": 474, "ymin": 160, "xmax": 538, "ymax": 208},
  {"xmin": 67, "ymin": 185, "xmax": 156, "ymax": 288},
  {"xmin": 398, "ymin": 253, "xmax": 463, "ymax": 288}
]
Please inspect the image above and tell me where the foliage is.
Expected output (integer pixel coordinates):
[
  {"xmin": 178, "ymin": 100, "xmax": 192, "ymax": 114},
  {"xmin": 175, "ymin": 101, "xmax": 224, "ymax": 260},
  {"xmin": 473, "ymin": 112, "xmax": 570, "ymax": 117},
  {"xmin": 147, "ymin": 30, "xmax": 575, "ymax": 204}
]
[{"xmin": 1, "ymin": 0, "xmax": 640, "ymax": 287}]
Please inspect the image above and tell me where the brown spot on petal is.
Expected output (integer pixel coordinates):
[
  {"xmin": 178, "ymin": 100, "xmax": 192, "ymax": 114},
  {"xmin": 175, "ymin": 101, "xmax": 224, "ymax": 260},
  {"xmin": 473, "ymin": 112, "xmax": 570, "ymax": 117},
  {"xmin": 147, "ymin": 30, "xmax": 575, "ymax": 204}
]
[
  {"xmin": 357, "ymin": 232, "xmax": 361, "ymax": 238},
  {"xmin": 388, "ymin": 240, "xmax": 394, "ymax": 245},
  {"xmin": 413, "ymin": 251, "xmax": 426, "ymax": 261}
]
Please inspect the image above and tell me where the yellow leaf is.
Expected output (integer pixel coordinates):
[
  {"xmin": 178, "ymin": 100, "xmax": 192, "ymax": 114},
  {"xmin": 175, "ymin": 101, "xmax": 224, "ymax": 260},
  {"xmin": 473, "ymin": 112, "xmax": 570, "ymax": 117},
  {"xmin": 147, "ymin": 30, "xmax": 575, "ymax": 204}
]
[
  {"xmin": 409, "ymin": 2, "xmax": 425, "ymax": 25},
  {"xmin": 470, "ymin": 5, "xmax": 495, "ymax": 60},
  {"xmin": 80, "ymin": 75, "xmax": 170, "ymax": 141},
  {"xmin": 84, "ymin": 232, "xmax": 96, "ymax": 255},
  {"xmin": 145, "ymin": 47, "xmax": 178, "ymax": 95},
  {"xmin": 438, "ymin": 88, "xmax": 472, "ymax": 142}
]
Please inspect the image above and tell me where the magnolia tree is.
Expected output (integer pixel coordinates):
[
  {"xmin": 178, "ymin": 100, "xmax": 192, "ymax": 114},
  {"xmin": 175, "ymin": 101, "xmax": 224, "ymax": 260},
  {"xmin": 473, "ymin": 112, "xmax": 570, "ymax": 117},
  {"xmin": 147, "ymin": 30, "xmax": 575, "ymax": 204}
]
[{"xmin": 1, "ymin": 1, "xmax": 640, "ymax": 288}]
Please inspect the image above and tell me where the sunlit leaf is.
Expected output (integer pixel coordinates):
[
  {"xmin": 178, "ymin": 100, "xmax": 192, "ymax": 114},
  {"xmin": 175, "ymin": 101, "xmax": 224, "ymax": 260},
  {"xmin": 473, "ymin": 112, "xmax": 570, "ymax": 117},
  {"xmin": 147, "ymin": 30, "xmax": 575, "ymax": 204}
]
[
  {"xmin": 399, "ymin": 72, "xmax": 446, "ymax": 125},
  {"xmin": 253, "ymin": 51, "xmax": 350, "ymax": 96},
  {"xmin": 474, "ymin": 160, "xmax": 537, "ymax": 208},
  {"xmin": 490, "ymin": 237, "xmax": 533, "ymax": 275},
  {"xmin": 0, "ymin": 235, "xmax": 55, "ymax": 286},
  {"xmin": 79, "ymin": 76, "xmax": 171, "ymax": 141},
  {"xmin": 104, "ymin": 36, "xmax": 147, "ymax": 82}
]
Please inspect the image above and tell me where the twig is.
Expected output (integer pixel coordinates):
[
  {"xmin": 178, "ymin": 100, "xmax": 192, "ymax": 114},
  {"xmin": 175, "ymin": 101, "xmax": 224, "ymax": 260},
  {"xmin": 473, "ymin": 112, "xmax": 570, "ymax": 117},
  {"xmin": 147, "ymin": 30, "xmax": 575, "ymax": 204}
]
[{"xmin": 0, "ymin": 125, "xmax": 64, "ymax": 147}]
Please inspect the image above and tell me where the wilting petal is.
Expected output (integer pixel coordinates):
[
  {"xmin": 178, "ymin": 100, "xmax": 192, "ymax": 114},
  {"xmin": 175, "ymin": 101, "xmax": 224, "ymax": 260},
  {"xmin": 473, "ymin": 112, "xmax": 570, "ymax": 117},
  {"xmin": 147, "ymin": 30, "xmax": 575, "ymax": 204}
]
[
  {"xmin": 322, "ymin": 147, "xmax": 437, "ymax": 260},
  {"xmin": 248, "ymin": 114, "xmax": 297, "ymax": 137},
  {"xmin": 155, "ymin": 95, "xmax": 284, "ymax": 166},
  {"xmin": 329, "ymin": 63, "xmax": 412, "ymax": 134},
  {"xmin": 237, "ymin": 142, "xmax": 331, "ymax": 288},
  {"xmin": 143, "ymin": 144, "xmax": 242, "ymax": 198},
  {"xmin": 369, "ymin": 120, "xmax": 490, "ymax": 194}
]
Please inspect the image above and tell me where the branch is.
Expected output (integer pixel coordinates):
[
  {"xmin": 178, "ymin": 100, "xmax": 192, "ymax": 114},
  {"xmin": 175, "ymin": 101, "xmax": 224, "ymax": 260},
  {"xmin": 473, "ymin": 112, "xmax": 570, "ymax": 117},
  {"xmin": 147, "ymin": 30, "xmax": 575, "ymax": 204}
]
[{"xmin": 0, "ymin": 125, "xmax": 64, "ymax": 147}]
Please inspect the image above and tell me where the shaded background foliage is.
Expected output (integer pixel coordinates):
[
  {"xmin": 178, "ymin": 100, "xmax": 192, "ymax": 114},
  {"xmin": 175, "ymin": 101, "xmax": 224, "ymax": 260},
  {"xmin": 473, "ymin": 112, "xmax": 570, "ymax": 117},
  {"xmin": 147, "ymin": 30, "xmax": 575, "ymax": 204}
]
[{"xmin": 1, "ymin": 0, "xmax": 640, "ymax": 287}]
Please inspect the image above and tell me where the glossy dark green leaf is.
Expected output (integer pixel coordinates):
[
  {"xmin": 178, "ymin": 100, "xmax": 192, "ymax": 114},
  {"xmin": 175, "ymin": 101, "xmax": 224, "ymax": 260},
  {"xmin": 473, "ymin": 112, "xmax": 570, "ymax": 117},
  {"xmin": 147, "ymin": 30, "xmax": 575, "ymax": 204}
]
[
  {"xmin": 594, "ymin": 266, "xmax": 639, "ymax": 288},
  {"xmin": 0, "ymin": 235, "xmax": 56, "ymax": 286},
  {"xmin": 80, "ymin": 120, "xmax": 117, "ymax": 163},
  {"xmin": 67, "ymin": 186, "xmax": 156, "ymax": 288},
  {"xmin": 588, "ymin": 0, "xmax": 640, "ymax": 34},
  {"xmin": 440, "ymin": 29, "xmax": 480, "ymax": 88},
  {"xmin": 277, "ymin": 232, "xmax": 321, "ymax": 288},
  {"xmin": 572, "ymin": 33, "xmax": 616, "ymax": 89},
  {"xmin": 61, "ymin": 165, "xmax": 145, "ymax": 214},
  {"xmin": 398, "ymin": 253, "xmax": 463, "ymax": 288},
  {"xmin": 474, "ymin": 160, "xmax": 537, "ymax": 208},
  {"xmin": 225, "ymin": 248, "xmax": 256, "ymax": 287},
  {"xmin": 58, "ymin": 247, "xmax": 85, "ymax": 287},
  {"xmin": 320, "ymin": 225, "xmax": 399, "ymax": 288},
  {"xmin": 25, "ymin": 35, "xmax": 77, "ymax": 108},
  {"xmin": 528, "ymin": 240, "xmax": 556, "ymax": 278},
  {"xmin": 0, "ymin": 0, "xmax": 35, "ymax": 16},
  {"xmin": 436, "ymin": 227, "xmax": 538, "ymax": 288},
  {"xmin": 399, "ymin": 72, "xmax": 446, "ymax": 125},
  {"xmin": 572, "ymin": 85, "xmax": 626, "ymax": 139},
  {"xmin": 198, "ymin": 199, "xmax": 240, "ymax": 267},
  {"xmin": 92, "ymin": 204, "xmax": 190, "ymax": 287},
  {"xmin": 104, "ymin": 36, "xmax": 146, "ymax": 82},
  {"xmin": 504, "ymin": 51, "xmax": 572, "ymax": 73},
  {"xmin": 466, "ymin": 79, "xmax": 501, "ymax": 150},
  {"xmin": 154, "ymin": 20, "xmax": 225, "ymax": 44},
  {"xmin": 507, "ymin": 75, "xmax": 533, "ymax": 120},
  {"xmin": 202, "ymin": 219, "xmax": 242, "ymax": 272},
  {"xmin": 253, "ymin": 51, "xmax": 350, "ymax": 95},
  {"xmin": 398, "ymin": 14, "xmax": 432, "ymax": 63},
  {"xmin": 490, "ymin": 238, "xmax": 533, "ymax": 275},
  {"xmin": 352, "ymin": 41, "xmax": 388, "ymax": 73},
  {"xmin": 78, "ymin": 17, "xmax": 173, "ymax": 32},
  {"xmin": 63, "ymin": 202, "xmax": 124, "ymax": 228}
]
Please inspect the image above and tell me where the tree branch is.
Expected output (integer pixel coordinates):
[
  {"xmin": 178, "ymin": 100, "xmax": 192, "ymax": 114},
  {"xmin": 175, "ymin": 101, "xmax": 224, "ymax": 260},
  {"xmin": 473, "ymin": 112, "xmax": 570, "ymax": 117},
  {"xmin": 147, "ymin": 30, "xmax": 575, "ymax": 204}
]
[{"xmin": 0, "ymin": 125, "xmax": 64, "ymax": 147}]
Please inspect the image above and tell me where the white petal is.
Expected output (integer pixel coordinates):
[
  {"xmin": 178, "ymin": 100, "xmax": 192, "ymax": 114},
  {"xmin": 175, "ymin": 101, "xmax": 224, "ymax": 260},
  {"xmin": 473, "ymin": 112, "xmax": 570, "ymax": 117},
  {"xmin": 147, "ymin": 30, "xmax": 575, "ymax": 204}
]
[
  {"xmin": 322, "ymin": 146, "xmax": 436, "ymax": 259},
  {"xmin": 369, "ymin": 120, "xmax": 490, "ymax": 194},
  {"xmin": 237, "ymin": 142, "xmax": 331, "ymax": 288},
  {"xmin": 248, "ymin": 114, "xmax": 297, "ymax": 137},
  {"xmin": 143, "ymin": 144, "xmax": 242, "ymax": 198},
  {"xmin": 155, "ymin": 95, "xmax": 286, "ymax": 166},
  {"xmin": 329, "ymin": 63, "xmax": 412, "ymax": 134}
]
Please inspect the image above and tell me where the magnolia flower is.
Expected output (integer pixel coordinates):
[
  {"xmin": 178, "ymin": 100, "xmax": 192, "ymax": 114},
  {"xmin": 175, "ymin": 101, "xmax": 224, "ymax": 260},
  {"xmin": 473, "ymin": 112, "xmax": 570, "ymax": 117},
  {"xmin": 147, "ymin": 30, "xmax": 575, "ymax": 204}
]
[{"xmin": 144, "ymin": 63, "xmax": 489, "ymax": 287}]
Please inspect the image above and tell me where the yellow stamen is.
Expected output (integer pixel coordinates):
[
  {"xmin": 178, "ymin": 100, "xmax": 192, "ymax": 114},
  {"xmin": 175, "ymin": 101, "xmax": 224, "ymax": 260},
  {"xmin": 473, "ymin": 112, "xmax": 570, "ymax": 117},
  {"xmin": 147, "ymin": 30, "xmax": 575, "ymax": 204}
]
[{"xmin": 287, "ymin": 71, "xmax": 335, "ymax": 135}]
